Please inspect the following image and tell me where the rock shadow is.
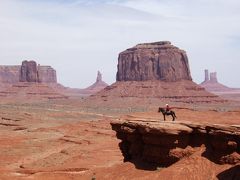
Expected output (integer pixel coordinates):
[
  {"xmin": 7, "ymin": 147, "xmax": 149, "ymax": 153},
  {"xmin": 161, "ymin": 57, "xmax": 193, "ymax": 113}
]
[{"xmin": 217, "ymin": 165, "xmax": 240, "ymax": 180}]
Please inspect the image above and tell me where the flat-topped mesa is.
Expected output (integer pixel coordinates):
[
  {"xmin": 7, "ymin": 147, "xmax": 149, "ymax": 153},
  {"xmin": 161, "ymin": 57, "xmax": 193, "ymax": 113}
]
[
  {"xmin": 38, "ymin": 65, "xmax": 57, "ymax": 83},
  {"xmin": 19, "ymin": 60, "xmax": 57, "ymax": 83},
  {"xmin": 117, "ymin": 41, "xmax": 192, "ymax": 82}
]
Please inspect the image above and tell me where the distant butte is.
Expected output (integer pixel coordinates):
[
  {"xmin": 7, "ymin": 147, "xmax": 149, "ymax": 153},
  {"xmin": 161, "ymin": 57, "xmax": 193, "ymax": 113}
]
[
  {"xmin": 85, "ymin": 71, "xmax": 108, "ymax": 91},
  {"xmin": 0, "ymin": 60, "xmax": 66, "ymax": 101},
  {"xmin": 0, "ymin": 60, "xmax": 57, "ymax": 84},
  {"xmin": 88, "ymin": 41, "xmax": 223, "ymax": 105},
  {"xmin": 117, "ymin": 41, "xmax": 192, "ymax": 82},
  {"xmin": 200, "ymin": 69, "xmax": 240, "ymax": 101},
  {"xmin": 63, "ymin": 71, "xmax": 109, "ymax": 97},
  {"xmin": 200, "ymin": 69, "xmax": 231, "ymax": 92}
]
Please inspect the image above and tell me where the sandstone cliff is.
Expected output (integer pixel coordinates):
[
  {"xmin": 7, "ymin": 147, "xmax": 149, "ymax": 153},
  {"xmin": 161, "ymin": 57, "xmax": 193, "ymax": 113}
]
[
  {"xmin": 0, "ymin": 61, "xmax": 57, "ymax": 84},
  {"xmin": 200, "ymin": 69, "xmax": 240, "ymax": 101},
  {"xmin": 111, "ymin": 119, "xmax": 240, "ymax": 167},
  {"xmin": 116, "ymin": 41, "xmax": 192, "ymax": 82},
  {"xmin": 20, "ymin": 61, "xmax": 39, "ymax": 82},
  {"xmin": 200, "ymin": 69, "xmax": 231, "ymax": 92},
  {"xmin": 38, "ymin": 65, "xmax": 57, "ymax": 83},
  {"xmin": 88, "ymin": 41, "xmax": 224, "ymax": 105},
  {"xmin": 0, "ymin": 66, "xmax": 20, "ymax": 83}
]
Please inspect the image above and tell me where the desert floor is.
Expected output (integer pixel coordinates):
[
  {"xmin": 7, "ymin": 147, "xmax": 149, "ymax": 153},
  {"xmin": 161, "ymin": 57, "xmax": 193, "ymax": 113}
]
[{"xmin": 0, "ymin": 99, "xmax": 240, "ymax": 180}]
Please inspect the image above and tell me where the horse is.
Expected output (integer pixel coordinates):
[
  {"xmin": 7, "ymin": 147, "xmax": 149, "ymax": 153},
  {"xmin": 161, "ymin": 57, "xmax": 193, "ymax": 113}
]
[{"xmin": 158, "ymin": 107, "xmax": 177, "ymax": 121}]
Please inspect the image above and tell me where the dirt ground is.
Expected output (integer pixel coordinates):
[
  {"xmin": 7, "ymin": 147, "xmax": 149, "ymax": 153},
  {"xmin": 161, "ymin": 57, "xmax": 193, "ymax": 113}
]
[{"xmin": 0, "ymin": 99, "xmax": 240, "ymax": 179}]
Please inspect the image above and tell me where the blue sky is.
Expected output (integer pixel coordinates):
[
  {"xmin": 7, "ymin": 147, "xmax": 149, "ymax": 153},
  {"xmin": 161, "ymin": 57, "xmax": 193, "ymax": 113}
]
[{"xmin": 0, "ymin": 0, "xmax": 239, "ymax": 88}]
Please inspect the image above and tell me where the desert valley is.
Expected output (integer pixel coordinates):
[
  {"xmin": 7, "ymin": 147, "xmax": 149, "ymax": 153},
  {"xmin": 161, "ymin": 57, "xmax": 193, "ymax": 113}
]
[{"xmin": 0, "ymin": 41, "xmax": 240, "ymax": 180}]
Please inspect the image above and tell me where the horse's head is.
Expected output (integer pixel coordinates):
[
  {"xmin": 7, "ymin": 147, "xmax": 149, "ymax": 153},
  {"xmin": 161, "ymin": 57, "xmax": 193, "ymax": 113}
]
[{"xmin": 158, "ymin": 107, "xmax": 164, "ymax": 113}]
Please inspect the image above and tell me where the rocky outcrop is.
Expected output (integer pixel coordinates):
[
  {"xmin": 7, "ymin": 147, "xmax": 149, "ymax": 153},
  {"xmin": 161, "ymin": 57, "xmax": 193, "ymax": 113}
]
[
  {"xmin": 200, "ymin": 70, "xmax": 240, "ymax": 101},
  {"xmin": 88, "ymin": 80, "xmax": 224, "ymax": 105},
  {"xmin": 20, "ymin": 61, "xmax": 39, "ymax": 82},
  {"xmin": 111, "ymin": 119, "xmax": 240, "ymax": 167},
  {"xmin": 88, "ymin": 42, "xmax": 224, "ymax": 105},
  {"xmin": 38, "ymin": 65, "xmax": 57, "ymax": 83},
  {"xmin": 0, "ymin": 61, "xmax": 57, "ymax": 84},
  {"xmin": 0, "ymin": 66, "xmax": 20, "ymax": 83},
  {"xmin": 116, "ymin": 41, "xmax": 192, "ymax": 82},
  {"xmin": 85, "ymin": 71, "xmax": 108, "ymax": 91},
  {"xmin": 0, "ymin": 82, "xmax": 68, "ymax": 100},
  {"xmin": 200, "ymin": 69, "xmax": 232, "ymax": 92}
]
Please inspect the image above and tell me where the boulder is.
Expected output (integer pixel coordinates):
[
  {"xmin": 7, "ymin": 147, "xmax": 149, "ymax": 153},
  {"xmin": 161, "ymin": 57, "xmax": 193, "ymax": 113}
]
[{"xmin": 116, "ymin": 41, "xmax": 192, "ymax": 82}]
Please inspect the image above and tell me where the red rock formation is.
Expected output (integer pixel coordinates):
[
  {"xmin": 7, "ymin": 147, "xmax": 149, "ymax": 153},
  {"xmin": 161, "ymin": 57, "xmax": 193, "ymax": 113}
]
[
  {"xmin": 61, "ymin": 71, "xmax": 109, "ymax": 97},
  {"xmin": 111, "ymin": 119, "xmax": 240, "ymax": 166},
  {"xmin": 116, "ymin": 41, "xmax": 192, "ymax": 82},
  {"xmin": 0, "ymin": 61, "xmax": 57, "ymax": 84},
  {"xmin": 38, "ymin": 65, "xmax": 57, "ymax": 83},
  {"xmin": 0, "ymin": 66, "xmax": 20, "ymax": 83},
  {"xmin": 87, "ymin": 41, "xmax": 225, "ymax": 105},
  {"xmin": 20, "ymin": 61, "xmax": 39, "ymax": 82},
  {"xmin": 200, "ymin": 69, "xmax": 232, "ymax": 92},
  {"xmin": 85, "ymin": 71, "xmax": 108, "ymax": 91},
  {"xmin": 0, "ymin": 82, "xmax": 68, "ymax": 100}
]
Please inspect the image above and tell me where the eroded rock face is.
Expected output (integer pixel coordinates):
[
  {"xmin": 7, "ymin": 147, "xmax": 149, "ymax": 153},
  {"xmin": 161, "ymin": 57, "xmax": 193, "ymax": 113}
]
[
  {"xmin": 38, "ymin": 65, "xmax": 57, "ymax": 83},
  {"xmin": 20, "ymin": 61, "xmax": 39, "ymax": 82},
  {"xmin": 116, "ymin": 41, "xmax": 192, "ymax": 82},
  {"xmin": 200, "ymin": 69, "xmax": 231, "ymax": 92},
  {"xmin": 0, "ymin": 61, "xmax": 57, "ymax": 84},
  {"xmin": 0, "ymin": 66, "xmax": 20, "ymax": 83},
  {"xmin": 111, "ymin": 120, "xmax": 240, "ymax": 166}
]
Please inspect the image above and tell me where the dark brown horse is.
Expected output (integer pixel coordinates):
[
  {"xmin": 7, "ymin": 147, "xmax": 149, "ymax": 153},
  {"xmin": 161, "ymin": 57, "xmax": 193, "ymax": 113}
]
[{"xmin": 158, "ymin": 107, "xmax": 177, "ymax": 121}]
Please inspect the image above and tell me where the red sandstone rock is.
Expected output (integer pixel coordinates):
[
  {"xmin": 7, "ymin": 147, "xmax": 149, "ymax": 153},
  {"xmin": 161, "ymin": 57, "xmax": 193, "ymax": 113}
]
[
  {"xmin": 0, "ymin": 61, "xmax": 57, "ymax": 84},
  {"xmin": 111, "ymin": 120, "xmax": 240, "ymax": 166},
  {"xmin": 88, "ymin": 41, "xmax": 223, "ymax": 105},
  {"xmin": 199, "ymin": 69, "xmax": 240, "ymax": 101},
  {"xmin": 20, "ymin": 60, "xmax": 39, "ymax": 82},
  {"xmin": 38, "ymin": 65, "xmax": 57, "ymax": 83},
  {"xmin": 116, "ymin": 41, "xmax": 192, "ymax": 82},
  {"xmin": 85, "ymin": 71, "xmax": 108, "ymax": 91},
  {"xmin": 0, "ymin": 66, "xmax": 19, "ymax": 83}
]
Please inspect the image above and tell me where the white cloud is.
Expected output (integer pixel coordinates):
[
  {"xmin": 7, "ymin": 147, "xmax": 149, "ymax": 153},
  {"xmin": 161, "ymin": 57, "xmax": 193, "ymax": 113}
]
[{"xmin": 0, "ymin": 0, "xmax": 239, "ymax": 88}]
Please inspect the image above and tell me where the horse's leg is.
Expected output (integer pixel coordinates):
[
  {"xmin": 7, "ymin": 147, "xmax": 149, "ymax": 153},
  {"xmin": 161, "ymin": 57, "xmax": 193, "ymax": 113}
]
[
  {"xmin": 164, "ymin": 114, "xmax": 166, "ymax": 121},
  {"xmin": 172, "ymin": 114, "xmax": 175, "ymax": 121}
]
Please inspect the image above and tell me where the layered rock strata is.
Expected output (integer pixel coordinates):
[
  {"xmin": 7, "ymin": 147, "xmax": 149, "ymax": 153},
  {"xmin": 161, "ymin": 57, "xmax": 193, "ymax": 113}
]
[
  {"xmin": 20, "ymin": 61, "xmax": 39, "ymax": 82},
  {"xmin": 89, "ymin": 41, "xmax": 223, "ymax": 104},
  {"xmin": 111, "ymin": 120, "xmax": 240, "ymax": 166},
  {"xmin": 90, "ymin": 80, "xmax": 224, "ymax": 104},
  {"xmin": 0, "ymin": 61, "xmax": 57, "ymax": 84},
  {"xmin": 116, "ymin": 41, "xmax": 192, "ymax": 82},
  {"xmin": 0, "ymin": 82, "xmax": 67, "ymax": 100},
  {"xmin": 0, "ymin": 66, "xmax": 20, "ymax": 83}
]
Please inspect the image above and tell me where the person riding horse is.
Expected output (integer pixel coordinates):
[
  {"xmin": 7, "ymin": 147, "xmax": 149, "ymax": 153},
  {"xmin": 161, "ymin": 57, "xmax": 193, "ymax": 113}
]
[
  {"xmin": 158, "ymin": 104, "xmax": 177, "ymax": 121},
  {"xmin": 165, "ymin": 104, "xmax": 170, "ymax": 112}
]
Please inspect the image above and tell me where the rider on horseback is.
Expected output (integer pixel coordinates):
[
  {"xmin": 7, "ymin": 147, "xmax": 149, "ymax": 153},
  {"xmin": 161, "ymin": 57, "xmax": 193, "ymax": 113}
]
[{"xmin": 165, "ymin": 104, "xmax": 171, "ymax": 113}]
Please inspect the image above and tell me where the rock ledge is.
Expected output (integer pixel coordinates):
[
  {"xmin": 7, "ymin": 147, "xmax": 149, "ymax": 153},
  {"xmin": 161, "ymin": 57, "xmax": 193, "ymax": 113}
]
[{"xmin": 111, "ymin": 119, "xmax": 240, "ymax": 166}]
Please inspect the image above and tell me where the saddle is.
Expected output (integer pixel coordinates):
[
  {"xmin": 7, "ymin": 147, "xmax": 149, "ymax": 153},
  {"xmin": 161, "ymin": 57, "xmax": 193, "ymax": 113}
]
[{"xmin": 165, "ymin": 111, "xmax": 171, "ymax": 115}]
